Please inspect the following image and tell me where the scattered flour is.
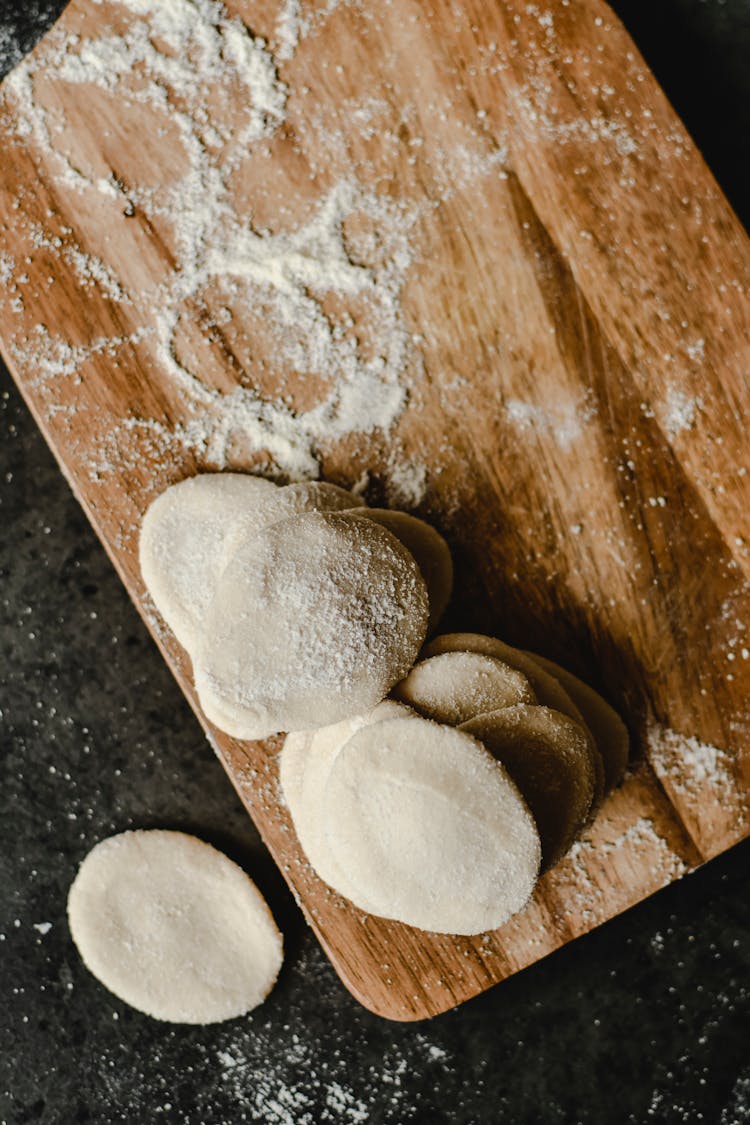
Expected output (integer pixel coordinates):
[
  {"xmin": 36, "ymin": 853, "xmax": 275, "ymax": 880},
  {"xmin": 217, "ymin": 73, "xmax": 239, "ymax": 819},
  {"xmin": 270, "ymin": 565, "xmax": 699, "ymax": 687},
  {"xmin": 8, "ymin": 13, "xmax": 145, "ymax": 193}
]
[
  {"xmin": 65, "ymin": 249, "xmax": 129, "ymax": 304},
  {"xmin": 211, "ymin": 1019, "xmax": 452, "ymax": 1124},
  {"xmin": 646, "ymin": 722, "xmax": 742, "ymax": 809},
  {"xmin": 384, "ymin": 457, "xmax": 428, "ymax": 509},
  {"xmin": 720, "ymin": 1071, "xmax": 750, "ymax": 1125},
  {"xmin": 662, "ymin": 386, "xmax": 701, "ymax": 439},
  {"xmin": 0, "ymin": 249, "xmax": 15, "ymax": 285},
  {"xmin": 1, "ymin": 0, "xmax": 420, "ymax": 482},
  {"xmin": 275, "ymin": 0, "xmax": 342, "ymax": 62},
  {"xmin": 558, "ymin": 813, "xmax": 688, "ymax": 924},
  {"xmin": 275, "ymin": 0, "xmax": 306, "ymax": 61},
  {"xmin": 0, "ymin": 25, "xmax": 18, "ymax": 74},
  {"xmin": 505, "ymin": 397, "xmax": 592, "ymax": 452}
]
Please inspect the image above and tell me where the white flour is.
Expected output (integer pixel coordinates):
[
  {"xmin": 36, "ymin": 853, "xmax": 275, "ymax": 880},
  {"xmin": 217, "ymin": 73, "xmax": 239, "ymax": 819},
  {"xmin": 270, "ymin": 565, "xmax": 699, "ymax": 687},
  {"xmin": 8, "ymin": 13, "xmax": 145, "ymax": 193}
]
[
  {"xmin": 662, "ymin": 386, "xmax": 701, "ymax": 439},
  {"xmin": 646, "ymin": 722, "xmax": 745, "ymax": 816},
  {"xmin": 560, "ymin": 811, "xmax": 689, "ymax": 924},
  {"xmin": 2, "ymin": 0, "xmax": 420, "ymax": 481},
  {"xmin": 275, "ymin": 0, "xmax": 306, "ymax": 61},
  {"xmin": 505, "ymin": 396, "xmax": 594, "ymax": 452}
]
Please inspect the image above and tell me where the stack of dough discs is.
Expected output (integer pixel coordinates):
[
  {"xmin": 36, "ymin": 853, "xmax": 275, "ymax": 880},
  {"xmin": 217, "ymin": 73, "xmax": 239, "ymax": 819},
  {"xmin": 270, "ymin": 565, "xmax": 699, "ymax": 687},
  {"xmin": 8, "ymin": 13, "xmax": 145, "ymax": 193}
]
[
  {"xmin": 391, "ymin": 651, "xmax": 535, "ymax": 725},
  {"xmin": 423, "ymin": 632, "xmax": 584, "ymax": 722},
  {"xmin": 139, "ymin": 475, "xmax": 364, "ymax": 652},
  {"xmin": 67, "ymin": 830, "xmax": 283, "ymax": 1024},
  {"xmin": 280, "ymin": 700, "xmax": 410, "ymax": 908},
  {"xmin": 461, "ymin": 706, "xmax": 595, "ymax": 868},
  {"xmin": 350, "ymin": 509, "xmax": 453, "ymax": 632},
  {"xmin": 318, "ymin": 714, "xmax": 541, "ymax": 934},
  {"xmin": 526, "ymin": 653, "xmax": 629, "ymax": 789},
  {"xmin": 195, "ymin": 511, "xmax": 429, "ymax": 739},
  {"xmin": 423, "ymin": 633, "xmax": 607, "ymax": 804}
]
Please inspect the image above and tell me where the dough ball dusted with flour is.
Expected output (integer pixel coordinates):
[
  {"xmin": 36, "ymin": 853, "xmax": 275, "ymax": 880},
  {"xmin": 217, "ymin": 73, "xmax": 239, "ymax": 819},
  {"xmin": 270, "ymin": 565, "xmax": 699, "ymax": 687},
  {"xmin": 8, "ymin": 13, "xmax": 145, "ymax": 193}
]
[
  {"xmin": 67, "ymin": 831, "xmax": 283, "ymax": 1024},
  {"xmin": 139, "ymin": 474, "xmax": 364, "ymax": 652},
  {"xmin": 392, "ymin": 651, "xmax": 535, "ymax": 724},
  {"xmin": 139, "ymin": 473, "xmax": 276, "ymax": 650},
  {"xmin": 349, "ymin": 509, "xmax": 453, "ymax": 632},
  {"xmin": 280, "ymin": 700, "xmax": 411, "ymax": 907},
  {"xmin": 195, "ymin": 511, "xmax": 429, "ymax": 739},
  {"xmin": 461, "ymin": 705, "xmax": 595, "ymax": 868},
  {"xmin": 319, "ymin": 714, "xmax": 541, "ymax": 934},
  {"xmin": 424, "ymin": 633, "xmax": 612, "ymax": 803},
  {"xmin": 526, "ymin": 653, "xmax": 629, "ymax": 790}
]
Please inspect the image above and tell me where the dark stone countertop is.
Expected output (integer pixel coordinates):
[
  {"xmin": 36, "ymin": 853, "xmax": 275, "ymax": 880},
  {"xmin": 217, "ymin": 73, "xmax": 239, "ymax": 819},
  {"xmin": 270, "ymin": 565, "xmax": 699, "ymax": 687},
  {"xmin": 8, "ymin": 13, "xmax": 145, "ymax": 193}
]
[{"xmin": 1, "ymin": 2, "xmax": 749, "ymax": 1122}]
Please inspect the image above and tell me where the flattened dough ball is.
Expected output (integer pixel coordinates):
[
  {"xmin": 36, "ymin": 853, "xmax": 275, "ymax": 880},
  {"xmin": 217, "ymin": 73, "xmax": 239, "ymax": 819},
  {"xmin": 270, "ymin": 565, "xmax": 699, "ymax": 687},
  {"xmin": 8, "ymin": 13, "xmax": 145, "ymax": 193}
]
[
  {"xmin": 195, "ymin": 511, "xmax": 429, "ymax": 739},
  {"xmin": 391, "ymin": 651, "xmax": 535, "ymax": 725},
  {"xmin": 526, "ymin": 653, "xmax": 629, "ymax": 790},
  {"xmin": 67, "ymin": 830, "xmax": 283, "ymax": 1024},
  {"xmin": 139, "ymin": 473, "xmax": 277, "ymax": 650},
  {"xmin": 140, "ymin": 475, "xmax": 364, "ymax": 652},
  {"xmin": 351, "ymin": 509, "xmax": 453, "ymax": 632},
  {"xmin": 424, "ymin": 634, "xmax": 605, "ymax": 806},
  {"xmin": 461, "ymin": 705, "xmax": 595, "ymax": 868},
  {"xmin": 323, "ymin": 715, "xmax": 541, "ymax": 934},
  {"xmin": 423, "ymin": 633, "xmax": 583, "ymax": 720},
  {"xmin": 280, "ymin": 701, "xmax": 410, "ymax": 907}
]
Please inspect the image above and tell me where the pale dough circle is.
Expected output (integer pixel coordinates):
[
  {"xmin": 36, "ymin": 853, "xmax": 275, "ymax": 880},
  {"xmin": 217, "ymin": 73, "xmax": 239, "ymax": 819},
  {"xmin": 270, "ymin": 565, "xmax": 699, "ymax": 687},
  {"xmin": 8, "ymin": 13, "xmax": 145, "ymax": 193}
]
[
  {"xmin": 526, "ymin": 653, "xmax": 629, "ymax": 790},
  {"xmin": 423, "ymin": 633, "xmax": 606, "ymax": 806},
  {"xmin": 280, "ymin": 700, "xmax": 410, "ymax": 908},
  {"xmin": 323, "ymin": 715, "xmax": 541, "ymax": 934},
  {"xmin": 139, "ymin": 473, "xmax": 277, "ymax": 650},
  {"xmin": 140, "ymin": 476, "xmax": 364, "ymax": 653},
  {"xmin": 67, "ymin": 830, "xmax": 283, "ymax": 1024},
  {"xmin": 350, "ymin": 509, "xmax": 453, "ymax": 632},
  {"xmin": 391, "ymin": 651, "xmax": 535, "ymax": 725},
  {"xmin": 423, "ymin": 633, "xmax": 582, "ymax": 719},
  {"xmin": 195, "ymin": 511, "xmax": 429, "ymax": 739},
  {"xmin": 461, "ymin": 705, "xmax": 595, "ymax": 868}
]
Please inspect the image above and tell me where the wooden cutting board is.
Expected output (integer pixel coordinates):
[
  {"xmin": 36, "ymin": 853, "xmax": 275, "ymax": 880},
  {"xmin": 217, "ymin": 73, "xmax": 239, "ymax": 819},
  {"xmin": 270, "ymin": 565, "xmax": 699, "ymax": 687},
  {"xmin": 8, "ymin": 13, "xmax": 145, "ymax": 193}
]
[{"xmin": 1, "ymin": 0, "xmax": 749, "ymax": 1021}]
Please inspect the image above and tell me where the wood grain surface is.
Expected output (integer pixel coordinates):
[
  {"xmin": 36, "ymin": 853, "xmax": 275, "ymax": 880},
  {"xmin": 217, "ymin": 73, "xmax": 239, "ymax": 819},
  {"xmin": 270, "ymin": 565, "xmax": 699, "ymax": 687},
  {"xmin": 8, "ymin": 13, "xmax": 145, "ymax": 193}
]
[{"xmin": 0, "ymin": 0, "xmax": 749, "ymax": 1020}]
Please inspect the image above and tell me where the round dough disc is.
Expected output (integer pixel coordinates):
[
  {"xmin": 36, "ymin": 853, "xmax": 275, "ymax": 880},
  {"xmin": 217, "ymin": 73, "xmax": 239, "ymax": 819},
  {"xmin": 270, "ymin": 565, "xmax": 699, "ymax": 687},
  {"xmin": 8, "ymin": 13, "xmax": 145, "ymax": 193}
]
[
  {"xmin": 423, "ymin": 633, "xmax": 606, "ymax": 806},
  {"xmin": 525, "ymin": 652, "xmax": 629, "ymax": 790},
  {"xmin": 195, "ymin": 511, "xmax": 429, "ymax": 739},
  {"xmin": 67, "ymin": 830, "xmax": 283, "ymax": 1024},
  {"xmin": 461, "ymin": 705, "xmax": 595, "ymax": 869},
  {"xmin": 280, "ymin": 701, "xmax": 409, "ymax": 907},
  {"xmin": 140, "ymin": 476, "xmax": 364, "ymax": 653},
  {"xmin": 391, "ymin": 651, "xmax": 535, "ymax": 725},
  {"xmin": 351, "ymin": 509, "xmax": 453, "ymax": 632},
  {"xmin": 323, "ymin": 715, "xmax": 541, "ymax": 934},
  {"xmin": 139, "ymin": 473, "xmax": 277, "ymax": 650}
]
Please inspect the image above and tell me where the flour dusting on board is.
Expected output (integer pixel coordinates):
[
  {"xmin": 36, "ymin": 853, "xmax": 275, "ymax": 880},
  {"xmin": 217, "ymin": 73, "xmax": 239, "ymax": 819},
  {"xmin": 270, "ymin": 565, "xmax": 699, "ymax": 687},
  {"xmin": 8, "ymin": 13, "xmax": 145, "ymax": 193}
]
[
  {"xmin": 0, "ymin": 0, "xmax": 422, "ymax": 484},
  {"xmin": 647, "ymin": 723, "xmax": 747, "ymax": 821},
  {"xmin": 557, "ymin": 812, "xmax": 689, "ymax": 925},
  {"xmin": 662, "ymin": 386, "xmax": 701, "ymax": 439},
  {"xmin": 505, "ymin": 397, "xmax": 592, "ymax": 452}
]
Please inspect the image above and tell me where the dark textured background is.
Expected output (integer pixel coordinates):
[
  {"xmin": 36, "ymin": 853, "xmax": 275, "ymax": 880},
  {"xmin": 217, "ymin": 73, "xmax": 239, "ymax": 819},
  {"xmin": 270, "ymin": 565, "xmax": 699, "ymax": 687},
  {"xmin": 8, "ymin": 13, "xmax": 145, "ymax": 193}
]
[{"xmin": 1, "ymin": 2, "xmax": 749, "ymax": 1122}]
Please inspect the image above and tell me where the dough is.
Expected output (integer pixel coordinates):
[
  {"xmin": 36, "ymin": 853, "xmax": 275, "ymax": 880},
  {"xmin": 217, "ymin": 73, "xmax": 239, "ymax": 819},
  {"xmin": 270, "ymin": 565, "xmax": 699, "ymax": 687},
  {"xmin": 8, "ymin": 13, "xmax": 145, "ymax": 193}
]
[
  {"xmin": 67, "ymin": 830, "xmax": 283, "ymax": 1024},
  {"xmin": 280, "ymin": 700, "xmax": 409, "ymax": 907},
  {"xmin": 140, "ymin": 476, "xmax": 364, "ymax": 652},
  {"xmin": 461, "ymin": 705, "xmax": 595, "ymax": 868},
  {"xmin": 423, "ymin": 633, "xmax": 605, "ymax": 806},
  {"xmin": 139, "ymin": 473, "xmax": 277, "ymax": 650},
  {"xmin": 351, "ymin": 509, "xmax": 453, "ymax": 632},
  {"xmin": 195, "ymin": 511, "xmax": 429, "ymax": 739},
  {"xmin": 423, "ymin": 633, "xmax": 582, "ymax": 720},
  {"xmin": 391, "ymin": 651, "xmax": 535, "ymax": 725},
  {"xmin": 525, "ymin": 653, "xmax": 629, "ymax": 790},
  {"xmin": 322, "ymin": 715, "xmax": 541, "ymax": 934}
]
